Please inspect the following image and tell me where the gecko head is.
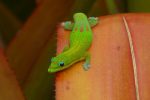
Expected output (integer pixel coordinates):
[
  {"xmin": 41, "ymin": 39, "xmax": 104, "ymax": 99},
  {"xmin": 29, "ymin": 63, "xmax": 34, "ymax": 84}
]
[{"xmin": 48, "ymin": 55, "xmax": 70, "ymax": 73}]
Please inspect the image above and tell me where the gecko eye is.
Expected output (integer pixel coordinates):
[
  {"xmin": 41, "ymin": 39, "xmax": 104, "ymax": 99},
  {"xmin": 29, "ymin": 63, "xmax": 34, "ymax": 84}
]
[{"xmin": 59, "ymin": 62, "xmax": 64, "ymax": 67}]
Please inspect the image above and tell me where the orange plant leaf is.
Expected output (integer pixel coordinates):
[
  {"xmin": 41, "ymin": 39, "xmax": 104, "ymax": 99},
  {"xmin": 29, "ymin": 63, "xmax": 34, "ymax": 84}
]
[
  {"xmin": 55, "ymin": 13, "xmax": 150, "ymax": 100},
  {"xmin": 0, "ymin": 49, "xmax": 25, "ymax": 100},
  {"xmin": 125, "ymin": 14, "xmax": 150, "ymax": 100}
]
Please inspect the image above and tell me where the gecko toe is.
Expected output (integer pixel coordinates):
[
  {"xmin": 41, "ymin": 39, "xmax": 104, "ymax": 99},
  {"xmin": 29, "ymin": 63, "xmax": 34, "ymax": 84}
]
[{"xmin": 83, "ymin": 63, "xmax": 90, "ymax": 71}]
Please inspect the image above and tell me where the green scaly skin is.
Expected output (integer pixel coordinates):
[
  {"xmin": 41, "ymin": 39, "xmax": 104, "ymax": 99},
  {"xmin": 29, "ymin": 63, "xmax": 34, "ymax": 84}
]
[{"xmin": 48, "ymin": 13, "xmax": 98, "ymax": 73}]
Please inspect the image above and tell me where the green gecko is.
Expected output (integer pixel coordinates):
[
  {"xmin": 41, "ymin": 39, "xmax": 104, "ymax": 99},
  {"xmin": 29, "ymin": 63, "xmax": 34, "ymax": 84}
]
[{"xmin": 48, "ymin": 12, "xmax": 98, "ymax": 73}]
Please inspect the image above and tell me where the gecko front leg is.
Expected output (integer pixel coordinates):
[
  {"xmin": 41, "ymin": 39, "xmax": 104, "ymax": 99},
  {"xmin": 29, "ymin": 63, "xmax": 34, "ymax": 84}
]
[
  {"xmin": 83, "ymin": 52, "xmax": 91, "ymax": 71},
  {"xmin": 62, "ymin": 21, "xmax": 74, "ymax": 30}
]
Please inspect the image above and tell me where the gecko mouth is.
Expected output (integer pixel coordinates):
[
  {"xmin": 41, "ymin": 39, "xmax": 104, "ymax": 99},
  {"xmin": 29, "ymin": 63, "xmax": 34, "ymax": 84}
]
[
  {"xmin": 48, "ymin": 68, "xmax": 57, "ymax": 73},
  {"xmin": 48, "ymin": 67, "xmax": 59, "ymax": 73},
  {"xmin": 48, "ymin": 66, "xmax": 69, "ymax": 73}
]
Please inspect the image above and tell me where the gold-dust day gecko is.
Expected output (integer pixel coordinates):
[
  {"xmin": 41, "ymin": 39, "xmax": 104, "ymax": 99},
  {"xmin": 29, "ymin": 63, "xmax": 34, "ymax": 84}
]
[{"xmin": 48, "ymin": 12, "xmax": 98, "ymax": 73}]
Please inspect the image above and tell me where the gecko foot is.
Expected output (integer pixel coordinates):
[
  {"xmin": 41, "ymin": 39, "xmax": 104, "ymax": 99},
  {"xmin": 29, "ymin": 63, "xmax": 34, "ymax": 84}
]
[
  {"xmin": 88, "ymin": 17, "xmax": 99, "ymax": 27},
  {"xmin": 83, "ymin": 63, "xmax": 90, "ymax": 71},
  {"xmin": 89, "ymin": 17, "xmax": 98, "ymax": 20},
  {"xmin": 61, "ymin": 21, "xmax": 74, "ymax": 30}
]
